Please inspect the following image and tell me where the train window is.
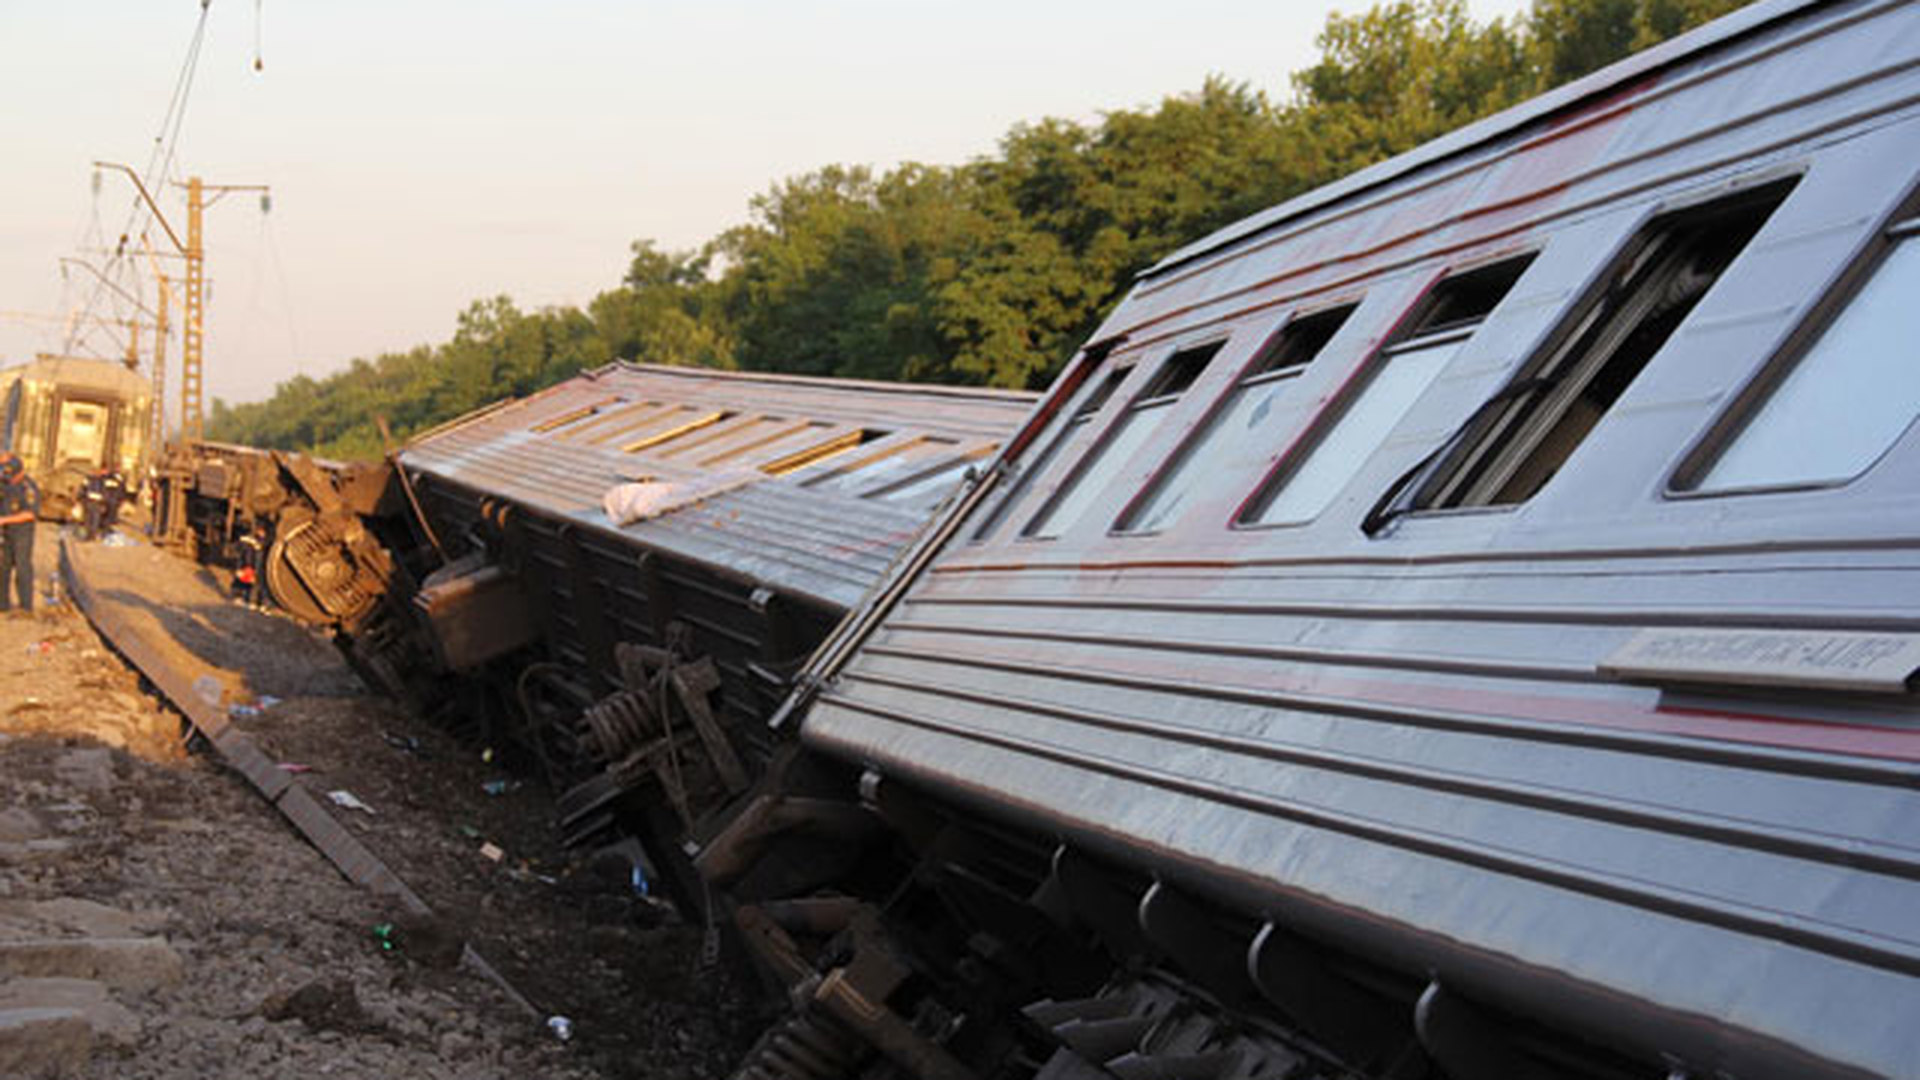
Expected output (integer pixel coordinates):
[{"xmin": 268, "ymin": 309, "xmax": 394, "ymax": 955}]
[
  {"xmin": 701, "ymin": 419, "xmax": 823, "ymax": 466},
  {"xmin": 1024, "ymin": 340, "xmax": 1227, "ymax": 539},
  {"xmin": 1686, "ymin": 220, "xmax": 1920, "ymax": 492},
  {"xmin": 1417, "ymin": 181, "xmax": 1793, "ymax": 509},
  {"xmin": 530, "ymin": 402, "xmax": 602, "ymax": 433},
  {"xmin": 865, "ymin": 449, "xmax": 993, "ymax": 504},
  {"xmin": 619, "ymin": 410, "xmax": 734, "ymax": 453},
  {"xmin": 967, "ymin": 359, "xmax": 1134, "ymax": 541},
  {"xmin": 761, "ymin": 428, "xmax": 888, "ymax": 477},
  {"xmin": 1243, "ymin": 257, "xmax": 1532, "ymax": 526},
  {"xmin": 578, "ymin": 400, "xmax": 671, "ymax": 443},
  {"xmin": 1120, "ymin": 304, "xmax": 1356, "ymax": 534}
]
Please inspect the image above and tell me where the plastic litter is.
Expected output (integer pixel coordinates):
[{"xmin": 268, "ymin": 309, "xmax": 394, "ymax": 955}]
[
  {"xmin": 25, "ymin": 641, "xmax": 53, "ymax": 655},
  {"xmin": 228, "ymin": 704, "xmax": 261, "ymax": 719},
  {"xmin": 192, "ymin": 674, "xmax": 224, "ymax": 707},
  {"xmin": 630, "ymin": 864, "xmax": 650, "ymax": 897},
  {"xmin": 546, "ymin": 1015, "xmax": 574, "ymax": 1042},
  {"xmin": 328, "ymin": 789, "xmax": 377, "ymax": 815},
  {"xmin": 256, "ymin": 695, "xmax": 282, "ymax": 709},
  {"xmin": 372, "ymin": 923, "xmax": 398, "ymax": 952},
  {"xmin": 383, "ymin": 732, "xmax": 424, "ymax": 756},
  {"xmin": 276, "ymin": 762, "xmax": 313, "ymax": 774},
  {"xmin": 481, "ymin": 779, "xmax": 519, "ymax": 796}
]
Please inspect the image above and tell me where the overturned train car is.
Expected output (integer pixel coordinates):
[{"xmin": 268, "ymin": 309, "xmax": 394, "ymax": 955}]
[
  {"xmin": 149, "ymin": 439, "xmax": 401, "ymax": 630},
  {"xmin": 361, "ymin": 362, "xmax": 1037, "ymax": 907},
  {"xmin": 684, "ymin": 4, "xmax": 1919, "ymax": 1080}
]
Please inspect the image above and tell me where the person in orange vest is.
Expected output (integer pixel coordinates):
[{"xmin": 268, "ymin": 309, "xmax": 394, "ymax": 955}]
[
  {"xmin": 235, "ymin": 524, "xmax": 267, "ymax": 610},
  {"xmin": 0, "ymin": 453, "xmax": 40, "ymax": 613}
]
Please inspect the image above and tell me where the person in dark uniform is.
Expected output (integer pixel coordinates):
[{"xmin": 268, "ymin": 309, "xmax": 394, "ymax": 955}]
[
  {"xmin": 0, "ymin": 453, "xmax": 40, "ymax": 614},
  {"xmin": 80, "ymin": 466, "xmax": 111, "ymax": 541},
  {"xmin": 98, "ymin": 466, "xmax": 127, "ymax": 535}
]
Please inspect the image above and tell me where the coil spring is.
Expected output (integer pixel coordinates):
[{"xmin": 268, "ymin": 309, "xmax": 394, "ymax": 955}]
[
  {"xmin": 733, "ymin": 1010, "xmax": 867, "ymax": 1080},
  {"xmin": 581, "ymin": 688, "xmax": 656, "ymax": 763}
]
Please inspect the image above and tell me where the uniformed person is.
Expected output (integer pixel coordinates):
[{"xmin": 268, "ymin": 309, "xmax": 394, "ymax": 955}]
[
  {"xmin": 80, "ymin": 465, "xmax": 111, "ymax": 541},
  {"xmin": 234, "ymin": 525, "xmax": 266, "ymax": 610},
  {"xmin": 0, "ymin": 453, "xmax": 40, "ymax": 613},
  {"xmin": 101, "ymin": 467, "xmax": 127, "ymax": 531}
]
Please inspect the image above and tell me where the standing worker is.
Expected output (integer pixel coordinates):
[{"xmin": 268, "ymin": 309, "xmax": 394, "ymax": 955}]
[
  {"xmin": 80, "ymin": 466, "xmax": 110, "ymax": 541},
  {"xmin": 101, "ymin": 467, "xmax": 128, "ymax": 535},
  {"xmin": 79, "ymin": 465, "xmax": 127, "ymax": 541},
  {"xmin": 0, "ymin": 453, "xmax": 39, "ymax": 614},
  {"xmin": 234, "ymin": 524, "xmax": 267, "ymax": 610}
]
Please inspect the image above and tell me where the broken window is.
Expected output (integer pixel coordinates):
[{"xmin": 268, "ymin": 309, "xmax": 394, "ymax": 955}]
[
  {"xmin": 1416, "ymin": 181, "xmax": 1792, "ymax": 510},
  {"xmin": 1024, "ymin": 340, "xmax": 1226, "ymax": 539},
  {"xmin": 1243, "ymin": 256, "xmax": 1533, "ymax": 526},
  {"xmin": 1686, "ymin": 217, "xmax": 1920, "ymax": 492},
  {"xmin": 1120, "ymin": 304, "xmax": 1356, "ymax": 534}
]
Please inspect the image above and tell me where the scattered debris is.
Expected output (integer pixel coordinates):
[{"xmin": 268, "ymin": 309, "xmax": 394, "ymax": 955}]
[
  {"xmin": 259, "ymin": 978, "xmax": 375, "ymax": 1035},
  {"xmin": 382, "ymin": 912, "xmax": 465, "ymax": 970},
  {"xmin": 275, "ymin": 762, "xmax": 313, "ymax": 774},
  {"xmin": 382, "ymin": 731, "xmax": 425, "ymax": 756},
  {"xmin": 548, "ymin": 1015, "xmax": 576, "ymax": 1042},
  {"xmin": 326, "ymin": 789, "xmax": 376, "ymax": 815},
  {"xmin": 479, "ymin": 842, "xmax": 505, "ymax": 862},
  {"xmin": 191, "ymin": 674, "xmax": 224, "ymax": 708}
]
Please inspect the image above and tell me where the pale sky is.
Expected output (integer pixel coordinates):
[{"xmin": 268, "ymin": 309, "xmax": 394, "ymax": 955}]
[{"xmin": 0, "ymin": 1, "xmax": 1528, "ymax": 408}]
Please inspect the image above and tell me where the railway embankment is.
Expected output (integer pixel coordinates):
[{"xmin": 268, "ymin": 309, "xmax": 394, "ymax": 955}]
[{"xmin": 0, "ymin": 524, "xmax": 757, "ymax": 1078}]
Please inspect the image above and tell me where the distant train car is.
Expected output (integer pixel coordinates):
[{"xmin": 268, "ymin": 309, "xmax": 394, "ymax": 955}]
[
  {"xmin": 673, "ymin": 3, "xmax": 1920, "ymax": 1080},
  {"xmin": 0, "ymin": 354, "xmax": 153, "ymax": 519}
]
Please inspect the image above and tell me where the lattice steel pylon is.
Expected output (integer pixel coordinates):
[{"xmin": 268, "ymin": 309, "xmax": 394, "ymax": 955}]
[{"xmin": 93, "ymin": 162, "xmax": 267, "ymax": 443}]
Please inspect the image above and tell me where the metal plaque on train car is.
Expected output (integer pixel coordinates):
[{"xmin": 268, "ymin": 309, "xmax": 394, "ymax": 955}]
[{"xmin": 1600, "ymin": 628, "xmax": 1920, "ymax": 693}]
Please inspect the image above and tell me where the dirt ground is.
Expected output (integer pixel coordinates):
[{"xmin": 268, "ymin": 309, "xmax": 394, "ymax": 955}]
[{"xmin": 1, "ymin": 522, "xmax": 768, "ymax": 1079}]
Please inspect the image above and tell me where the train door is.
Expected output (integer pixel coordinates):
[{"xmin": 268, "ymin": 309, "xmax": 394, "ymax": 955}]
[{"xmin": 52, "ymin": 395, "xmax": 115, "ymax": 470}]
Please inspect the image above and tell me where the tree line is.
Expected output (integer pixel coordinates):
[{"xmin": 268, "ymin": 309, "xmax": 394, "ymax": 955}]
[{"xmin": 211, "ymin": 0, "xmax": 1751, "ymax": 459}]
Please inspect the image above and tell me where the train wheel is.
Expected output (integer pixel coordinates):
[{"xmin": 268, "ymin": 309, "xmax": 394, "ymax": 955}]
[{"xmin": 266, "ymin": 514, "xmax": 376, "ymax": 626}]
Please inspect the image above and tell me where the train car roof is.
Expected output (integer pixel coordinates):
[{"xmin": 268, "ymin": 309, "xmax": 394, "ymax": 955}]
[
  {"xmin": 1144, "ymin": 0, "xmax": 1819, "ymax": 281},
  {"xmin": 401, "ymin": 361, "xmax": 1037, "ymax": 611},
  {"xmin": 2, "ymin": 354, "xmax": 152, "ymax": 395}
]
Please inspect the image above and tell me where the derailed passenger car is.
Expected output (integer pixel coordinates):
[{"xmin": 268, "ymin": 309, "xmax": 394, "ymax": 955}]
[
  {"xmin": 372, "ymin": 361, "xmax": 1036, "ymax": 907},
  {"xmin": 691, "ymin": 3, "xmax": 1920, "ymax": 1079}
]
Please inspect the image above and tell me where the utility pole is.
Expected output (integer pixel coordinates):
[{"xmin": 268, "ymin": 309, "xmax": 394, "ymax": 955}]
[
  {"xmin": 93, "ymin": 161, "xmax": 268, "ymax": 442},
  {"xmin": 151, "ymin": 270, "xmax": 173, "ymax": 448}
]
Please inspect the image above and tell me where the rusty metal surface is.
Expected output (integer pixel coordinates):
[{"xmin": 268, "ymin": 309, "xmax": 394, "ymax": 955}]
[{"xmin": 792, "ymin": 3, "xmax": 1920, "ymax": 1078}]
